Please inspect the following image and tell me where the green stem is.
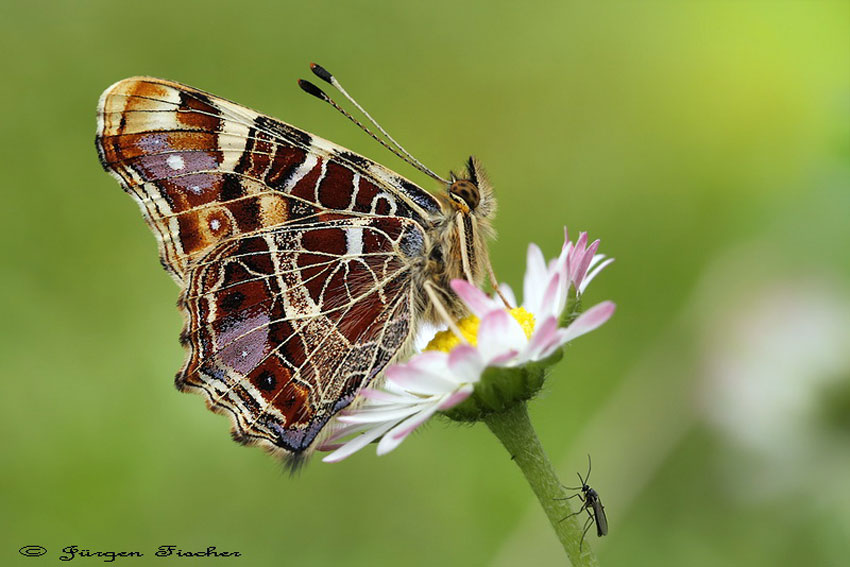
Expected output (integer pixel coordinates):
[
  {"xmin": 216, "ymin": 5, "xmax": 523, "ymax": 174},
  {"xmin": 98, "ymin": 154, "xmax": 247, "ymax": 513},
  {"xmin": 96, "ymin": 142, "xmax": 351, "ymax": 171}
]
[{"xmin": 484, "ymin": 402, "xmax": 600, "ymax": 567}]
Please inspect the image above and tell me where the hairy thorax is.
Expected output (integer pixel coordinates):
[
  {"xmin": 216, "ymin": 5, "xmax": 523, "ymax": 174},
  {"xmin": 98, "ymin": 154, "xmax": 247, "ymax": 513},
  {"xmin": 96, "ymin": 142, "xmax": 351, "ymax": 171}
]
[{"xmin": 413, "ymin": 159, "xmax": 497, "ymax": 324}]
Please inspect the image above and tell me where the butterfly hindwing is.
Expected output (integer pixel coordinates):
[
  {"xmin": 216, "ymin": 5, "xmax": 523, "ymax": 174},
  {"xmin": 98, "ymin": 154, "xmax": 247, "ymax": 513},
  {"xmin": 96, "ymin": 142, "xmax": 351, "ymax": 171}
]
[
  {"xmin": 178, "ymin": 215, "xmax": 425, "ymax": 454},
  {"xmin": 95, "ymin": 77, "xmax": 442, "ymax": 457}
]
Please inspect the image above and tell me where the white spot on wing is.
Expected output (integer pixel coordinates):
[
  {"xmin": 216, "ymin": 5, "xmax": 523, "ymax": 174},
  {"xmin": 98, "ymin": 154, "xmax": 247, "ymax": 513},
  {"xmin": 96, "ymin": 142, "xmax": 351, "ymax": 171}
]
[
  {"xmin": 166, "ymin": 155, "xmax": 185, "ymax": 171},
  {"xmin": 345, "ymin": 227, "xmax": 363, "ymax": 256},
  {"xmin": 210, "ymin": 219, "xmax": 221, "ymax": 231}
]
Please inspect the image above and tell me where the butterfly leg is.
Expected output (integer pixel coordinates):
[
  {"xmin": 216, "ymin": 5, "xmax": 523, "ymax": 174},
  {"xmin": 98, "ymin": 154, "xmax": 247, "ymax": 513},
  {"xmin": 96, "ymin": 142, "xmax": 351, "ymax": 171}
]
[
  {"xmin": 424, "ymin": 280, "xmax": 467, "ymax": 342},
  {"xmin": 484, "ymin": 254, "xmax": 513, "ymax": 309}
]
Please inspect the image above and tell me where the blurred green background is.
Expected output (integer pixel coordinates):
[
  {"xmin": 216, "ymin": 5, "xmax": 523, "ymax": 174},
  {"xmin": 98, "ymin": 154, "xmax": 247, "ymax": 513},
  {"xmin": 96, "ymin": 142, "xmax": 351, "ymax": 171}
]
[{"xmin": 2, "ymin": 1, "xmax": 848, "ymax": 565}]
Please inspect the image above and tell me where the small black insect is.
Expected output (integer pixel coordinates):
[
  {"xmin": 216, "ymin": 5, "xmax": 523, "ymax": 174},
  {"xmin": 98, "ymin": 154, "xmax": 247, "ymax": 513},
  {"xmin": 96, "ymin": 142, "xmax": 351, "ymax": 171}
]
[{"xmin": 558, "ymin": 454, "xmax": 608, "ymax": 551}]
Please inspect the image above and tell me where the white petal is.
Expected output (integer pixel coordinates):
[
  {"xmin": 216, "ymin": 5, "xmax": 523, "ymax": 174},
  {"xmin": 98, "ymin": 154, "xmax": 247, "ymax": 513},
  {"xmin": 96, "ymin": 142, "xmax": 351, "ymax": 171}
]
[
  {"xmin": 377, "ymin": 403, "xmax": 442, "ymax": 455},
  {"xmin": 526, "ymin": 315, "xmax": 559, "ymax": 360},
  {"xmin": 448, "ymin": 344, "xmax": 485, "ymax": 382},
  {"xmin": 573, "ymin": 239, "xmax": 600, "ymax": 290},
  {"xmin": 413, "ymin": 321, "xmax": 442, "ymax": 351},
  {"xmin": 451, "ymin": 279, "xmax": 499, "ymax": 317},
  {"xmin": 322, "ymin": 420, "xmax": 396, "ymax": 462},
  {"xmin": 539, "ymin": 272, "xmax": 563, "ymax": 320},
  {"xmin": 580, "ymin": 257, "xmax": 614, "ymax": 294},
  {"xmin": 477, "ymin": 310, "xmax": 527, "ymax": 363},
  {"xmin": 558, "ymin": 301, "xmax": 616, "ymax": 344},
  {"xmin": 319, "ymin": 421, "xmax": 373, "ymax": 446},
  {"xmin": 357, "ymin": 388, "xmax": 415, "ymax": 405},
  {"xmin": 387, "ymin": 363, "xmax": 458, "ymax": 395},
  {"xmin": 523, "ymin": 243, "xmax": 548, "ymax": 314},
  {"xmin": 437, "ymin": 383, "xmax": 474, "ymax": 409},
  {"xmin": 337, "ymin": 405, "xmax": 422, "ymax": 424}
]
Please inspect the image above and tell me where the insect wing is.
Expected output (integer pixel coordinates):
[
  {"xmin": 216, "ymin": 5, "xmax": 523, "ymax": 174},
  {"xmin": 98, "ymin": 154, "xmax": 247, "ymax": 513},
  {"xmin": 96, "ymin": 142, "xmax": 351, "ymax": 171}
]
[
  {"xmin": 178, "ymin": 215, "xmax": 426, "ymax": 454},
  {"xmin": 591, "ymin": 493, "xmax": 608, "ymax": 536},
  {"xmin": 95, "ymin": 77, "xmax": 442, "ymax": 457},
  {"xmin": 95, "ymin": 77, "xmax": 441, "ymax": 281}
]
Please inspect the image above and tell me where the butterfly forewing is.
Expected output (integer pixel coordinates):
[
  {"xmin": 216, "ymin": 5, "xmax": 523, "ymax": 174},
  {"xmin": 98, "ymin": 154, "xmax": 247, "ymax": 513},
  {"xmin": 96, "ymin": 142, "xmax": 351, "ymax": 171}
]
[
  {"xmin": 96, "ymin": 77, "xmax": 441, "ymax": 457},
  {"xmin": 96, "ymin": 77, "xmax": 441, "ymax": 280}
]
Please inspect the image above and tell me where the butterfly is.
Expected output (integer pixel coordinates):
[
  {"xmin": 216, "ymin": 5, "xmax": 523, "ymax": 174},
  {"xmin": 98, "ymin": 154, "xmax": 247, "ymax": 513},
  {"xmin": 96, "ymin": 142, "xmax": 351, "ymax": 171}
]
[{"xmin": 95, "ymin": 64, "xmax": 499, "ymax": 466}]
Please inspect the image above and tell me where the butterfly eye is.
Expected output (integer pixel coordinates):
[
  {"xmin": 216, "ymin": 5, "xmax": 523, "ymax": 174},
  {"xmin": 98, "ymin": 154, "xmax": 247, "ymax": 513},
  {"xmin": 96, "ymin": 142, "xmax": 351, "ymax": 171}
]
[{"xmin": 448, "ymin": 179, "xmax": 480, "ymax": 211}]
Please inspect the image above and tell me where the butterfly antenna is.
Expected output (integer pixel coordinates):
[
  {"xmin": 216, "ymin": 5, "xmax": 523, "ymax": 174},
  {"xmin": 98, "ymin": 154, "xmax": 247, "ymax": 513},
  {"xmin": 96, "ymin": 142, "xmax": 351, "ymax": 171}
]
[{"xmin": 303, "ymin": 63, "xmax": 449, "ymax": 185}]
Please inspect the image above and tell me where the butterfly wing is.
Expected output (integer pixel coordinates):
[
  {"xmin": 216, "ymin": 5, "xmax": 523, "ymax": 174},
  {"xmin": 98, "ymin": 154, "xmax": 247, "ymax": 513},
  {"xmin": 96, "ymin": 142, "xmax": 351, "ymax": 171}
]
[
  {"xmin": 179, "ymin": 215, "xmax": 426, "ymax": 455},
  {"xmin": 95, "ymin": 76, "xmax": 441, "ymax": 281},
  {"xmin": 96, "ymin": 77, "xmax": 441, "ymax": 457}
]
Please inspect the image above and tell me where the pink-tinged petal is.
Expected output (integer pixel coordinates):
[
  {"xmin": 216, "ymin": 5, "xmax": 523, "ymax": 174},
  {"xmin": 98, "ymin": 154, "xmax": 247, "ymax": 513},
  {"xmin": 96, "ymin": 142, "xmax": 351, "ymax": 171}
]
[
  {"xmin": 580, "ymin": 257, "xmax": 614, "ymax": 294},
  {"xmin": 322, "ymin": 420, "xmax": 396, "ymax": 463},
  {"xmin": 567, "ymin": 231, "xmax": 587, "ymax": 267},
  {"xmin": 451, "ymin": 279, "xmax": 498, "ymax": 317},
  {"xmin": 575, "ymin": 231, "xmax": 588, "ymax": 253},
  {"xmin": 386, "ymin": 363, "xmax": 457, "ymax": 395},
  {"xmin": 523, "ymin": 243, "xmax": 548, "ymax": 313},
  {"xmin": 526, "ymin": 315, "xmax": 559, "ymax": 359},
  {"xmin": 477, "ymin": 310, "xmax": 527, "ymax": 363},
  {"xmin": 489, "ymin": 349, "xmax": 520, "ymax": 366},
  {"xmin": 404, "ymin": 350, "xmax": 448, "ymax": 371},
  {"xmin": 573, "ymin": 239, "xmax": 600, "ymax": 290},
  {"xmin": 559, "ymin": 301, "xmax": 616, "ymax": 344},
  {"xmin": 448, "ymin": 344, "xmax": 484, "ymax": 382},
  {"xmin": 566, "ymin": 240, "xmax": 588, "ymax": 282},
  {"xmin": 536, "ymin": 333, "xmax": 568, "ymax": 360},
  {"xmin": 437, "ymin": 384, "xmax": 474, "ymax": 409},
  {"xmin": 389, "ymin": 404, "xmax": 441, "ymax": 441}
]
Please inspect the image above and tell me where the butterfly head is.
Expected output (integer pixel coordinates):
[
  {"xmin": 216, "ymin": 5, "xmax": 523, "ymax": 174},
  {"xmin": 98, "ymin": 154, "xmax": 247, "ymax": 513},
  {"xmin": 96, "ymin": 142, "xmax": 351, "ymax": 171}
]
[{"xmin": 446, "ymin": 157, "xmax": 495, "ymax": 220}]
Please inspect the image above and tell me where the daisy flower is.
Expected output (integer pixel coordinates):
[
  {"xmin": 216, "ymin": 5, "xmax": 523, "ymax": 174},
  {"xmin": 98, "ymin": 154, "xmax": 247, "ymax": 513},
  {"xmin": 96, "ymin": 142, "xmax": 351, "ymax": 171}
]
[{"xmin": 321, "ymin": 230, "xmax": 615, "ymax": 462}]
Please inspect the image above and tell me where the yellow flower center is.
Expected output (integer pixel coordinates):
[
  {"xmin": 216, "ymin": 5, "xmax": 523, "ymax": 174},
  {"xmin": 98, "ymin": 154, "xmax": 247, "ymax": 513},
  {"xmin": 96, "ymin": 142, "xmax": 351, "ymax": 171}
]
[{"xmin": 424, "ymin": 307, "xmax": 536, "ymax": 353}]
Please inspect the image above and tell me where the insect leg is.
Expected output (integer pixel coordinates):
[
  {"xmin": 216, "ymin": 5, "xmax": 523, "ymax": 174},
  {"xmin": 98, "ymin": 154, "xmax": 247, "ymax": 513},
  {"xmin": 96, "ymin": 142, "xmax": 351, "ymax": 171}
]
[
  {"xmin": 423, "ymin": 280, "xmax": 466, "ymax": 342},
  {"xmin": 559, "ymin": 497, "xmax": 588, "ymax": 522},
  {"xmin": 481, "ymin": 235, "xmax": 513, "ymax": 309},
  {"xmin": 454, "ymin": 212, "xmax": 475, "ymax": 284},
  {"xmin": 579, "ymin": 515, "xmax": 594, "ymax": 552},
  {"xmin": 554, "ymin": 493, "xmax": 582, "ymax": 500}
]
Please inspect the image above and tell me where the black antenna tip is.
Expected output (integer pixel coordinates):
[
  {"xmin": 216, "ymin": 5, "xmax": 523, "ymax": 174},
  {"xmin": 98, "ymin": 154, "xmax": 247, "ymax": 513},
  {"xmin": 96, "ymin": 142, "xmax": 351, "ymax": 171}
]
[
  {"xmin": 310, "ymin": 62, "xmax": 334, "ymax": 84},
  {"xmin": 466, "ymin": 156, "xmax": 478, "ymax": 185},
  {"xmin": 298, "ymin": 79, "xmax": 329, "ymax": 102}
]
